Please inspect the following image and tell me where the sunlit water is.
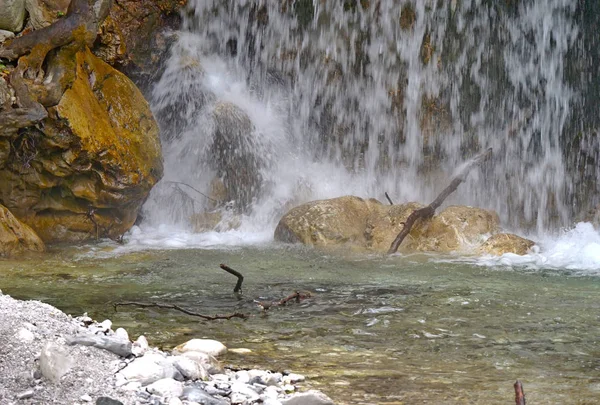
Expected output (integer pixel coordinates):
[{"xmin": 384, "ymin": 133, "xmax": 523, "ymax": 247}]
[{"xmin": 2, "ymin": 231, "xmax": 600, "ymax": 404}]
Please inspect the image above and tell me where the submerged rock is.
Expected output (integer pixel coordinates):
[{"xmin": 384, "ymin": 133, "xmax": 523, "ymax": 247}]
[
  {"xmin": 173, "ymin": 339, "xmax": 228, "ymax": 357},
  {"xmin": 275, "ymin": 196, "xmax": 499, "ymax": 254},
  {"xmin": 478, "ymin": 233, "xmax": 536, "ymax": 256},
  {"xmin": 0, "ymin": 47, "xmax": 163, "ymax": 242},
  {"xmin": 0, "ymin": 203, "xmax": 45, "ymax": 257}
]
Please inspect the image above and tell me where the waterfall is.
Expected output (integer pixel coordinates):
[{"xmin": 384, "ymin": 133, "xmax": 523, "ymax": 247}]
[{"xmin": 143, "ymin": 0, "xmax": 584, "ymax": 236}]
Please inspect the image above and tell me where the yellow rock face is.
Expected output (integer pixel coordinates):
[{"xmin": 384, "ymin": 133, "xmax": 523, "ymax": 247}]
[
  {"xmin": 478, "ymin": 233, "xmax": 535, "ymax": 256},
  {"xmin": 0, "ymin": 204, "xmax": 45, "ymax": 257},
  {"xmin": 0, "ymin": 48, "xmax": 163, "ymax": 242}
]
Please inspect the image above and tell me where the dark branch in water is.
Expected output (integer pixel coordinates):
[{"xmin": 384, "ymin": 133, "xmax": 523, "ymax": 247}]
[
  {"xmin": 388, "ymin": 148, "xmax": 492, "ymax": 254},
  {"xmin": 514, "ymin": 380, "xmax": 526, "ymax": 405},
  {"xmin": 220, "ymin": 264, "xmax": 244, "ymax": 293},
  {"xmin": 164, "ymin": 181, "xmax": 220, "ymax": 204},
  {"xmin": 112, "ymin": 302, "xmax": 248, "ymax": 321},
  {"xmin": 385, "ymin": 192, "xmax": 394, "ymax": 205},
  {"xmin": 254, "ymin": 291, "xmax": 312, "ymax": 312}
]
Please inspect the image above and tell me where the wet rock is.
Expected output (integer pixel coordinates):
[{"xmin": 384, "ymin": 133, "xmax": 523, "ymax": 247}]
[
  {"xmin": 145, "ymin": 378, "xmax": 183, "ymax": 398},
  {"xmin": 173, "ymin": 339, "xmax": 227, "ymax": 357},
  {"xmin": 96, "ymin": 397, "xmax": 124, "ymax": 405},
  {"xmin": 94, "ymin": 15, "xmax": 127, "ymax": 65},
  {"xmin": 65, "ymin": 334, "xmax": 133, "ymax": 357},
  {"xmin": 0, "ymin": 0, "xmax": 26, "ymax": 32},
  {"xmin": 275, "ymin": 196, "xmax": 384, "ymax": 247},
  {"xmin": 0, "ymin": 204, "xmax": 45, "ymax": 257},
  {"xmin": 365, "ymin": 201, "xmax": 426, "ymax": 252},
  {"xmin": 281, "ymin": 390, "xmax": 335, "ymax": 405},
  {"xmin": 190, "ymin": 210, "xmax": 241, "ymax": 233},
  {"xmin": 478, "ymin": 233, "xmax": 536, "ymax": 256},
  {"xmin": 0, "ymin": 47, "xmax": 163, "ymax": 243},
  {"xmin": 25, "ymin": 0, "xmax": 70, "ymax": 30},
  {"xmin": 210, "ymin": 102, "xmax": 265, "ymax": 214},
  {"xmin": 39, "ymin": 342, "xmax": 73, "ymax": 383}
]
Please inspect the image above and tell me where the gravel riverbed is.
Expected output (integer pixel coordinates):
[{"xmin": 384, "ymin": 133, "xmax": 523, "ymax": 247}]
[{"xmin": 0, "ymin": 290, "xmax": 334, "ymax": 405}]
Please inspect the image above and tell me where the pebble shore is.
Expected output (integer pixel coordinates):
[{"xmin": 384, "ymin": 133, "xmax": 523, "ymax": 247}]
[{"xmin": 0, "ymin": 290, "xmax": 334, "ymax": 405}]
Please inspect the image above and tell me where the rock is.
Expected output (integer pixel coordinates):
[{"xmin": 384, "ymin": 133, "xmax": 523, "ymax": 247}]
[
  {"xmin": 114, "ymin": 328, "xmax": 129, "ymax": 342},
  {"xmin": 0, "ymin": 29, "xmax": 15, "ymax": 43},
  {"xmin": 180, "ymin": 351, "xmax": 222, "ymax": 374},
  {"xmin": 39, "ymin": 342, "xmax": 73, "ymax": 383},
  {"xmin": 65, "ymin": 334, "xmax": 132, "ymax": 357},
  {"xmin": 415, "ymin": 205, "xmax": 499, "ymax": 253},
  {"xmin": 0, "ymin": 47, "xmax": 163, "ymax": 243},
  {"xmin": 228, "ymin": 348, "xmax": 252, "ymax": 355},
  {"xmin": 96, "ymin": 398, "xmax": 124, "ymax": 405},
  {"xmin": 230, "ymin": 382, "xmax": 260, "ymax": 402},
  {"xmin": 478, "ymin": 233, "xmax": 536, "ymax": 256},
  {"xmin": 275, "ymin": 196, "xmax": 384, "ymax": 247},
  {"xmin": 15, "ymin": 327, "xmax": 35, "ymax": 343},
  {"xmin": 25, "ymin": 0, "xmax": 70, "ymax": 30},
  {"xmin": 173, "ymin": 339, "xmax": 227, "ymax": 357},
  {"xmin": 169, "ymin": 355, "xmax": 208, "ymax": 381},
  {"xmin": 118, "ymin": 352, "xmax": 179, "ymax": 385},
  {"xmin": 16, "ymin": 389, "xmax": 34, "ymax": 399},
  {"xmin": 281, "ymin": 390, "xmax": 335, "ymax": 405},
  {"xmin": 275, "ymin": 197, "xmax": 500, "ymax": 253},
  {"xmin": 209, "ymin": 102, "xmax": 265, "ymax": 214},
  {"xmin": 0, "ymin": 77, "xmax": 12, "ymax": 108},
  {"xmin": 0, "ymin": 0, "xmax": 26, "ymax": 32},
  {"xmin": 282, "ymin": 373, "xmax": 305, "ymax": 384},
  {"xmin": 0, "ymin": 204, "xmax": 46, "ymax": 257},
  {"xmin": 132, "ymin": 335, "xmax": 149, "ymax": 357},
  {"xmin": 80, "ymin": 394, "xmax": 93, "ymax": 402},
  {"xmin": 190, "ymin": 210, "xmax": 241, "ymax": 233},
  {"xmin": 181, "ymin": 386, "xmax": 228, "ymax": 405},
  {"xmin": 145, "ymin": 378, "xmax": 183, "ymax": 398},
  {"xmin": 94, "ymin": 15, "xmax": 127, "ymax": 65},
  {"xmin": 168, "ymin": 397, "xmax": 183, "ymax": 405}
]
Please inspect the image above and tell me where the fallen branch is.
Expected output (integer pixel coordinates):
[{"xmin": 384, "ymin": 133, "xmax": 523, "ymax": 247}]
[
  {"xmin": 112, "ymin": 302, "xmax": 248, "ymax": 320},
  {"xmin": 385, "ymin": 192, "xmax": 394, "ymax": 205},
  {"xmin": 220, "ymin": 264, "xmax": 244, "ymax": 293},
  {"xmin": 514, "ymin": 380, "xmax": 526, "ymax": 405},
  {"xmin": 387, "ymin": 148, "xmax": 492, "ymax": 254},
  {"xmin": 254, "ymin": 291, "xmax": 312, "ymax": 311},
  {"xmin": 164, "ymin": 181, "xmax": 220, "ymax": 204}
]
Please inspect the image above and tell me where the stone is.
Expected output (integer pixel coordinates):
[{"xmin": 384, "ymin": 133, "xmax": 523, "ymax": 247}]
[
  {"xmin": 25, "ymin": 0, "xmax": 70, "ymax": 30},
  {"xmin": 0, "ymin": 204, "xmax": 46, "ymax": 257},
  {"xmin": 80, "ymin": 394, "xmax": 93, "ymax": 402},
  {"xmin": 96, "ymin": 398, "xmax": 124, "ymax": 405},
  {"xmin": 132, "ymin": 335, "xmax": 149, "ymax": 357},
  {"xmin": 169, "ymin": 355, "xmax": 208, "ymax": 381},
  {"xmin": 282, "ymin": 373, "xmax": 305, "ymax": 384},
  {"xmin": 39, "ymin": 342, "xmax": 73, "ymax": 383},
  {"xmin": 228, "ymin": 348, "xmax": 252, "ymax": 355},
  {"xmin": 94, "ymin": 15, "xmax": 127, "ymax": 65},
  {"xmin": 65, "ymin": 334, "xmax": 133, "ymax": 357},
  {"xmin": 15, "ymin": 327, "xmax": 35, "ymax": 343},
  {"xmin": 0, "ymin": 0, "xmax": 26, "ymax": 32},
  {"xmin": 478, "ymin": 233, "xmax": 536, "ymax": 256},
  {"xmin": 181, "ymin": 387, "xmax": 228, "ymax": 405},
  {"xmin": 118, "ymin": 352, "xmax": 179, "ymax": 385},
  {"xmin": 281, "ymin": 390, "xmax": 335, "ymax": 405},
  {"xmin": 364, "ymin": 202, "xmax": 426, "ymax": 252},
  {"xmin": 0, "ymin": 47, "xmax": 163, "ymax": 243},
  {"xmin": 180, "ymin": 351, "xmax": 222, "ymax": 374},
  {"xmin": 16, "ymin": 389, "xmax": 34, "ymax": 399},
  {"xmin": 173, "ymin": 339, "xmax": 227, "ymax": 357},
  {"xmin": 168, "ymin": 398, "xmax": 183, "ymax": 405},
  {"xmin": 114, "ymin": 328, "xmax": 129, "ymax": 342},
  {"xmin": 146, "ymin": 378, "xmax": 183, "ymax": 398},
  {"xmin": 0, "ymin": 29, "xmax": 15, "ymax": 43},
  {"xmin": 275, "ymin": 196, "xmax": 384, "ymax": 247},
  {"xmin": 230, "ymin": 382, "xmax": 260, "ymax": 402}
]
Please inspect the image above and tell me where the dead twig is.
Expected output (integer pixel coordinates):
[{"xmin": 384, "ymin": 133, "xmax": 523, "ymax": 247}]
[
  {"xmin": 112, "ymin": 302, "xmax": 248, "ymax": 320},
  {"xmin": 387, "ymin": 148, "xmax": 492, "ymax": 254},
  {"xmin": 514, "ymin": 380, "xmax": 526, "ymax": 405},
  {"xmin": 384, "ymin": 192, "xmax": 394, "ymax": 205},
  {"xmin": 254, "ymin": 291, "xmax": 312, "ymax": 311},
  {"xmin": 220, "ymin": 264, "xmax": 244, "ymax": 293}
]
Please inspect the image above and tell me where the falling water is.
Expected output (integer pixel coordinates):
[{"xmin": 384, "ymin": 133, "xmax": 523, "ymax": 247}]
[{"xmin": 143, "ymin": 0, "xmax": 585, "ymax": 236}]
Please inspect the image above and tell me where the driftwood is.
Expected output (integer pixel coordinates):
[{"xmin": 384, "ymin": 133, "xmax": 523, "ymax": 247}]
[
  {"xmin": 220, "ymin": 264, "xmax": 244, "ymax": 293},
  {"xmin": 514, "ymin": 380, "xmax": 526, "ymax": 405},
  {"xmin": 112, "ymin": 302, "xmax": 248, "ymax": 321},
  {"xmin": 254, "ymin": 291, "xmax": 312, "ymax": 311},
  {"xmin": 384, "ymin": 192, "xmax": 394, "ymax": 205},
  {"xmin": 387, "ymin": 148, "xmax": 492, "ymax": 254}
]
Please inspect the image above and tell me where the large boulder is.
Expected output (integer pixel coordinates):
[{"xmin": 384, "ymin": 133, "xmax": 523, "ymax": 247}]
[
  {"xmin": 0, "ymin": 47, "xmax": 163, "ymax": 242},
  {"xmin": 25, "ymin": 0, "xmax": 71, "ymax": 30},
  {"xmin": 275, "ymin": 197, "xmax": 501, "ymax": 254},
  {"xmin": 478, "ymin": 233, "xmax": 535, "ymax": 256},
  {"xmin": 0, "ymin": 203, "xmax": 45, "ymax": 257},
  {"xmin": 275, "ymin": 196, "xmax": 383, "ymax": 247},
  {"xmin": 0, "ymin": 0, "xmax": 26, "ymax": 32}
]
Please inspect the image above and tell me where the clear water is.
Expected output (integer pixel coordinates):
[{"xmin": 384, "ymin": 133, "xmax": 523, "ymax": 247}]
[{"xmin": 2, "ymin": 242, "xmax": 600, "ymax": 404}]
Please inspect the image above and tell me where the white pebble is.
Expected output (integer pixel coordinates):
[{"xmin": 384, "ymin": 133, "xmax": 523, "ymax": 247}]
[
  {"xmin": 115, "ymin": 328, "xmax": 129, "ymax": 341},
  {"xmin": 80, "ymin": 394, "xmax": 92, "ymax": 402}
]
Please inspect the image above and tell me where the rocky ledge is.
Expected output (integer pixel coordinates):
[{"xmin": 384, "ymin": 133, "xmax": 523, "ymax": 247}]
[{"xmin": 0, "ymin": 291, "xmax": 334, "ymax": 405}]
